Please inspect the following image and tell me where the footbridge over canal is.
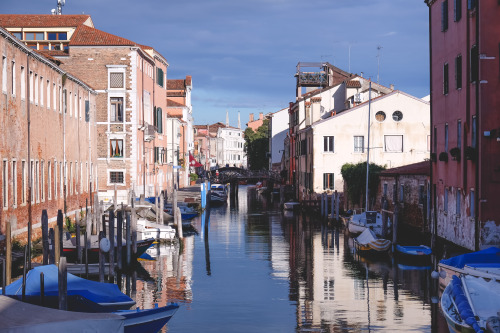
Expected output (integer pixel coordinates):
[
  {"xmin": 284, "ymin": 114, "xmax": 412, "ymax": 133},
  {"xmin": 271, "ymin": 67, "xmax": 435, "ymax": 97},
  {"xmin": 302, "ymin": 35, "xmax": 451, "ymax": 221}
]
[{"xmin": 212, "ymin": 167, "xmax": 281, "ymax": 200}]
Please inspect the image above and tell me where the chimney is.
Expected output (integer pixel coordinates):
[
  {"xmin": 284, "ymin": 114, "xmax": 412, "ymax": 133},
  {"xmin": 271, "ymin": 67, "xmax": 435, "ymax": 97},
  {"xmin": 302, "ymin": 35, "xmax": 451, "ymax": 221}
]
[
  {"xmin": 249, "ymin": 113, "xmax": 254, "ymax": 122},
  {"xmin": 259, "ymin": 112, "xmax": 263, "ymax": 120},
  {"xmin": 390, "ymin": 84, "xmax": 394, "ymax": 90},
  {"xmin": 360, "ymin": 72, "xmax": 364, "ymax": 77}
]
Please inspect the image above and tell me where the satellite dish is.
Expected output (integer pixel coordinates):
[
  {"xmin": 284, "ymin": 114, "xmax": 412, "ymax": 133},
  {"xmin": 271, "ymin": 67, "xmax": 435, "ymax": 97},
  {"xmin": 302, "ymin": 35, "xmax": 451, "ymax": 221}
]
[{"xmin": 99, "ymin": 237, "xmax": 111, "ymax": 252}]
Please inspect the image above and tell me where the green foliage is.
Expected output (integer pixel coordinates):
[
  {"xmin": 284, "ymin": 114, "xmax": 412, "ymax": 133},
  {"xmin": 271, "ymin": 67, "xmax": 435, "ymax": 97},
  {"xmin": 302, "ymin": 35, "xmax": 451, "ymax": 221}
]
[
  {"xmin": 244, "ymin": 119, "xmax": 269, "ymax": 170},
  {"xmin": 190, "ymin": 173, "xmax": 199, "ymax": 182},
  {"xmin": 341, "ymin": 162, "xmax": 386, "ymax": 207}
]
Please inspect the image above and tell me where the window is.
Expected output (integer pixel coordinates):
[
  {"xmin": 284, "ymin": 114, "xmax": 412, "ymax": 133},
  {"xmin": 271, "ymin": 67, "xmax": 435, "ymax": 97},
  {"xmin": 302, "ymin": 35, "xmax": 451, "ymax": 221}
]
[
  {"xmin": 12, "ymin": 161, "xmax": 17, "ymax": 207},
  {"xmin": 2, "ymin": 56, "xmax": 6, "ymax": 92},
  {"xmin": 41, "ymin": 161, "xmax": 44, "ymax": 202},
  {"xmin": 54, "ymin": 161, "xmax": 57, "ymax": 199},
  {"xmin": 40, "ymin": 76, "xmax": 43, "ymax": 106},
  {"xmin": 323, "ymin": 173, "xmax": 334, "ymax": 190},
  {"xmin": 470, "ymin": 44, "xmax": 478, "ymax": 83},
  {"xmin": 467, "ymin": 0, "xmax": 476, "ymax": 10},
  {"xmin": 419, "ymin": 185, "xmax": 425, "ymax": 205},
  {"xmin": 383, "ymin": 183, "xmax": 388, "ymax": 197},
  {"xmin": 53, "ymin": 83, "xmax": 56, "ymax": 111},
  {"xmin": 47, "ymin": 32, "xmax": 67, "ymax": 40},
  {"xmin": 156, "ymin": 68, "xmax": 164, "ymax": 87},
  {"xmin": 12, "ymin": 32, "xmax": 22, "ymax": 39},
  {"xmin": 21, "ymin": 161, "xmax": 26, "ymax": 204},
  {"xmin": 375, "ymin": 111, "xmax": 386, "ymax": 122},
  {"xmin": 393, "ymin": 184, "xmax": 397, "ymax": 203},
  {"xmin": 384, "ymin": 135, "xmax": 403, "ymax": 152},
  {"xmin": 69, "ymin": 162, "xmax": 73, "ymax": 195},
  {"xmin": 110, "ymin": 139, "xmax": 124, "ymax": 158},
  {"xmin": 354, "ymin": 136, "xmax": 364, "ymax": 153},
  {"xmin": 455, "ymin": 55, "xmax": 462, "ymax": 89},
  {"xmin": 110, "ymin": 97, "xmax": 123, "ymax": 122},
  {"xmin": 456, "ymin": 191, "xmax": 461, "ymax": 216},
  {"xmin": 109, "ymin": 73, "xmax": 124, "ymax": 88},
  {"xmin": 34, "ymin": 73, "xmax": 38, "ymax": 104},
  {"xmin": 48, "ymin": 161, "xmax": 51, "ymax": 200},
  {"xmin": 323, "ymin": 136, "xmax": 334, "ymax": 152},
  {"xmin": 454, "ymin": 0, "xmax": 462, "ymax": 21},
  {"xmin": 85, "ymin": 100, "xmax": 90, "ymax": 122},
  {"xmin": 29, "ymin": 71, "xmax": 33, "ymax": 102},
  {"xmin": 457, "ymin": 120, "xmax": 462, "ymax": 149},
  {"xmin": 392, "ymin": 111, "xmax": 403, "ymax": 122},
  {"xmin": 442, "ymin": 0, "xmax": 448, "ymax": 32},
  {"xmin": 2, "ymin": 160, "xmax": 7, "ymax": 209},
  {"xmin": 471, "ymin": 116, "xmax": 477, "ymax": 148},
  {"xmin": 154, "ymin": 107, "xmax": 163, "ymax": 133},
  {"xmin": 444, "ymin": 188, "xmax": 448, "ymax": 213},
  {"xmin": 443, "ymin": 63, "xmax": 449, "ymax": 95},
  {"xmin": 25, "ymin": 32, "xmax": 44, "ymax": 40},
  {"xmin": 399, "ymin": 184, "xmax": 404, "ymax": 202},
  {"xmin": 61, "ymin": 163, "xmax": 64, "ymax": 198},
  {"xmin": 20, "ymin": 66, "xmax": 25, "ymax": 99},
  {"xmin": 470, "ymin": 190, "xmax": 475, "ymax": 217},
  {"xmin": 445, "ymin": 123, "xmax": 449, "ymax": 152},
  {"xmin": 110, "ymin": 171, "xmax": 124, "ymax": 184},
  {"xmin": 11, "ymin": 61, "xmax": 15, "ymax": 95},
  {"xmin": 46, "ymin": 80, "xmax": 50, "ymax": 108},
  {"xmin": 35, "ymin": 160, "xmax": 39, "ymax": 202}
]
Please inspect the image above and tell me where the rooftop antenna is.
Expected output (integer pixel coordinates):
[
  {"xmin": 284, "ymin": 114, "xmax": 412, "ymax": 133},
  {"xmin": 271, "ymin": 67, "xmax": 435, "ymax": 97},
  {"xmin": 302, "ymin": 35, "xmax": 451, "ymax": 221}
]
[
  {"xmin": 376, "ymin": 45, "xmax": 382, "ymax": 85},
  {"xmin": 53, "ymin": 0, "xmax": 65, "ymax": 15}
]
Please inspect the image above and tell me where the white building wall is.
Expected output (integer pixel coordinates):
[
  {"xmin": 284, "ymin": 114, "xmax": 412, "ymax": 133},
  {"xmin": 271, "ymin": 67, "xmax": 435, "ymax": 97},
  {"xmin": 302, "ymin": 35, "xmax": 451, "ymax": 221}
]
[
  {"xmin": 270, "ymin": 108, "xmax": 289, "ymax": 167},
  {"xmin": 311, "ymin": 91, "xmax": 430, "ymax": 193}
]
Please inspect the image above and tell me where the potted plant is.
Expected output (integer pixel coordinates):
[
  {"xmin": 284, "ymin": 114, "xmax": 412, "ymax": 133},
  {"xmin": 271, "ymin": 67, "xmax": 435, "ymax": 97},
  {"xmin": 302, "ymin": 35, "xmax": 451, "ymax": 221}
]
[
  {"xmin": 189, "ymin": 173, "xmax": 199, "ymax": 185},
  {"xmin": 449, "ymin": 147, "xmax": 461, "ymax": 162},
  {"xmin": 439, "ymin": 152, "xmax": 449, "ymax": 162}
]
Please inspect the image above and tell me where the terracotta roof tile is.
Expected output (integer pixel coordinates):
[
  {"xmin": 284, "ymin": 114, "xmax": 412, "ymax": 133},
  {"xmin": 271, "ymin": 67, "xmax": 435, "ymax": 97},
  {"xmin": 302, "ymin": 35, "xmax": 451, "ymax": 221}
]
[
  {"xmin": 167, "ymin": 80, "xmax": 185, "ymax": 90},
  {"xmin": 0, "ymin": 14, "xmax": 92, "ymax": 28},
  {"xmin": 70, "ymin": 24, "xmax": 136, "ymax": 46},
  {"xmin": 380, "ymin": 161, "xmax": 430, "ymax": 176},
  {"xmin": 166, "ymin": 99, "xmax": 185, "ymax": 107},
  {"xmin": 346, "ymin": 80, "xmax": 361, "ymax": 88}
]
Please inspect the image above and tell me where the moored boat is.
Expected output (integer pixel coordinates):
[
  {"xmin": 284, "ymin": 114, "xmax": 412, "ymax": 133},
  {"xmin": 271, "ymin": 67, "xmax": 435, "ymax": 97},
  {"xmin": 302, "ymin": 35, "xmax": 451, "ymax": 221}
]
[
  {"xmin": 353, "ymin": 228, "xmax": 391, "ymax": 258},
  {"xmin": 441, "ymin": 275, "xmax": 500, "ymax": 333},
  {"xmin": 116, "ymin": 303, "xmax": 179, "ymax": 333},
  {"xmin": 394, "ymin": 245, "xmax": 432, "ymax": 265},
  {"xmin": 136, "ymin": 219, "xmax": 176, "ymax": 241},
  {"xmin": 437, "ymin": 247, "xmax": 500, "ymax": 291},
  {"xmin": 347, "ymin": 211, "xmax": 387, "ymax": 237},
  {"xmin": 164, "ymin": 204, "xmax": 199, "ymax": 220},
  {"xmin": 210, "ymin": 183, "xmax": 228, "ymax": 205}
]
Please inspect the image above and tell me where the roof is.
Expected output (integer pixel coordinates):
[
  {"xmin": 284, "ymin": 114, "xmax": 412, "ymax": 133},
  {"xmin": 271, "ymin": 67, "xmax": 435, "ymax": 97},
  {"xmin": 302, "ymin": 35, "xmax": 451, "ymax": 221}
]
[
  {"xmin": 346, "ymin": 80, "xmax": 362, "ymax": 88},
  {"xmin": 166, "ymin": 99, "xmax": 185, "ymax": 107},
  {"xmin": 0, "ymin": 14, "xmax": 93, "ymax": 28},
  {"xmin": 167, "ymin": 79, "xmax": 186, "ymax": 90},
  {"xmin": 380, "ymin": 161, "xmax": 430, "ymax": 177},
  {"xmin": 70, "ymin": 24, "xmax": 136, "ymax": 46}
]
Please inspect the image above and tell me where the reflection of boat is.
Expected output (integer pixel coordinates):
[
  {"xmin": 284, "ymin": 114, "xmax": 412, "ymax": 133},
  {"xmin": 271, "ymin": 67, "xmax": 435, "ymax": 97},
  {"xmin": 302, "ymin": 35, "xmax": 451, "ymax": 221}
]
[
  {"xmin": 3, "ymin": 265, "xmax": 135, "ymax": 311},
  {"xmin": 136, "ymin": 219, "xmax": 175, "ymax": 241},
  {"xmin": 441, "ymin": 275, "xmax": 500, "ymax": 333},
  {"xmin": 347, "ymin": 211, "xmax": 387, "ymax": 237},
  {"xmin": 210, "ymin": 184, "xmax": 228, "ymax": 205},
  {"xmin": 438, "ymin": 247, "xmax": 500, "ymax": 291},
  {"xmin": 353, "ymin": 229, "xmax": 391, "ymax": 257},
  {"xmin": 63, "ymin": 236, "xmax": 155, "ymax": 264}
]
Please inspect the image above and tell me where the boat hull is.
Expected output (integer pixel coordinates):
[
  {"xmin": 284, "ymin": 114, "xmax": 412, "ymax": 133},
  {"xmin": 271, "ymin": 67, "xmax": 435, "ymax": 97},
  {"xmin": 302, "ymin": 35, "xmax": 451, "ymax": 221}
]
[{"xmin": 118, "ymin": 303, "xmax": 179, "ymax": 333}]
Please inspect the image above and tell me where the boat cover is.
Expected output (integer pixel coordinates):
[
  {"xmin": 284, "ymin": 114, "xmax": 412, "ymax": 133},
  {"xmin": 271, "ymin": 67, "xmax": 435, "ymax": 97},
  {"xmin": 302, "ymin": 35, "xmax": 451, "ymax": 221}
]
[
  {"xmin": 4, "ymin": 265, "xmax": 133, "ymax": 305},
  {"xmin": 440, "ymin": 247, "xmax": 500, "ymax": 269},
  {"xmin": 450, "ymin": 276, "xmax": 484, "ymax": 333},
  {"xmin": 356, "ymin": 229, "xmax": 391, "ymax": 251}
]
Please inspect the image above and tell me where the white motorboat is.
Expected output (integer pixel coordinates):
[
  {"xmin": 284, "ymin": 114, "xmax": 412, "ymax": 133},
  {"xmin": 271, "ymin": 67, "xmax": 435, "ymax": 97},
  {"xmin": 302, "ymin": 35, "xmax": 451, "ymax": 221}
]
[
  {"xmin": 136, "ymin": 219, "xmax": 176, "ymax": 241},
  {"xmin": 283, "ymin": 201, "xmax": 300, "ymax": 211},
  {"xmin": 210, "ymin": 183, "xmax": 228, "ymax": 205},
  {"xmin": 347, "ymin": 210, "xmax": 388, "ymax": 237}
]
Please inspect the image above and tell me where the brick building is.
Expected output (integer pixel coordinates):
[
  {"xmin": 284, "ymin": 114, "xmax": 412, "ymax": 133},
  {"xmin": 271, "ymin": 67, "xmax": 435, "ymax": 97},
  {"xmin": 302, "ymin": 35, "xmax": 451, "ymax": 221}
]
[
  {"xmin": 0, "ymin": 26, "xmax": 97, "ymax": 239},
  {"xmin": 0, "ymin": 14, "xmax": 171, "ymax": 203},
  {"xmin": 425, "ymin": 0, "xmax": 500, "ymax": 250}
]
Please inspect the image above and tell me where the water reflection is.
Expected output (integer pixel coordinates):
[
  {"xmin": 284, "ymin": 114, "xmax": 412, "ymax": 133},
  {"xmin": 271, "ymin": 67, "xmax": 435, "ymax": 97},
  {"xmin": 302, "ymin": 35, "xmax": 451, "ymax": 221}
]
[{"xmin": 130, "ymin": 186, "xmax": 447, "ymax": 332}]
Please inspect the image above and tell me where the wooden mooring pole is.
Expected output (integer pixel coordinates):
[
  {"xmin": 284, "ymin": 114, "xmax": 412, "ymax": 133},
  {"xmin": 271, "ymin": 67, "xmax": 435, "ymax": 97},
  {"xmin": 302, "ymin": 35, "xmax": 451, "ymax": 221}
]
[
  {"xmin": 58, "ymin": 257, "xmax": 67, "ymax": 310},
  {"xmin": 5, "ymin": 222, "xmax": 11, "ymax": 285},
  {"xmin": 41, "ymin": 210, "xmax": 49, "ymax": 265}
]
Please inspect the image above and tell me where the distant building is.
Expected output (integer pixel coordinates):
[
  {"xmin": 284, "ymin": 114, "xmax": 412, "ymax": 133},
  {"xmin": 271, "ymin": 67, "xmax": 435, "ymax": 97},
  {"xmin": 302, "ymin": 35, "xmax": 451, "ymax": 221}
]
[
  {"xmin": 267, "ymin": 108, "xmax": 288, "ymax": 172},
  {"xmin": 425, "ymin": 0, "xmax": 500, "ymax": 250},
  {"xmin": 246, "ymin": 112, "xmax": 266, "ymax": 132}
]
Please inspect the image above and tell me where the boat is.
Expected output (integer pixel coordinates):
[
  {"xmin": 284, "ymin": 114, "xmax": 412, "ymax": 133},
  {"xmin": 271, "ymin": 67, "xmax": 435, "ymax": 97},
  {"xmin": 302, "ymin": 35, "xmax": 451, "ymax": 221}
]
[
  {"xmin": 164, "ymin": 204, "xmax": 199, "ymax": 220},
  {"xmin": 394, "ymin": 244, "xmax": 432, "ymax": 265},
  {"xmin": 283, "ymin": 201, "xmax": 300, "ymax": 211},
  {"xmin": 347, "ymin": 210, "xmax": 387, "ymax": 237},
  {"xmin": 116, "ymin": 303, "xmax": 179, "ymax": 333},
  {"xmin": 441, "ymin": 275, "xmax": 500, "ymax": 333},
  {"xmin": 210, "ymin": 183, "xmax": 228, "ymax": 205},
  {"xmin": 438, "ymin": 247, "xmax": 500, "ymax": 291},
  {"xmin": 2, "ymin": 264, "xmax": 135, "ymax": 311},
  {"xmin": 353, "ymin": 228, "xmax": 391, "ymax": 257},
  {"xmin": 136, "ymin": 219, "xmax": 176, "ymax": 241},
  {"xmin": 63, "ymin": 236, "xmax": 155, "ymax": 264},
  {"xmin": 0, "ymin": 295, "xmax": 125, "ymax": 332}
]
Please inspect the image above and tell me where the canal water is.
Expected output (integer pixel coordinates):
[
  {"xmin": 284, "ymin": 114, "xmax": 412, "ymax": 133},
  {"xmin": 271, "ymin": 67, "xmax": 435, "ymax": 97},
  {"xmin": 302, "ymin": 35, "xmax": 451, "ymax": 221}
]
[{"xmin": 132, "ymin": 185, "xmax": 449, "ymax": 332}]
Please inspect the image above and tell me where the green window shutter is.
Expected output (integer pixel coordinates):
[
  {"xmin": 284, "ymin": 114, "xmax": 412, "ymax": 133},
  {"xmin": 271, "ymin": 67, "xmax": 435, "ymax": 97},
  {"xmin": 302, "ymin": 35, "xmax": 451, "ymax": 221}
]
[{"xmin": 157, "ymin": 108, "xmax": 162, "ymax": 133}]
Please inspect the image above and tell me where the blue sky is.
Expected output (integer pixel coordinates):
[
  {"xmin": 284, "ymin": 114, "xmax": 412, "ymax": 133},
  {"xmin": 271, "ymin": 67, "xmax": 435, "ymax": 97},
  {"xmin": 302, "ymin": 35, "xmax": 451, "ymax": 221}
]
[{"xmin": 3, "ymin": 0, "xmax": 429, "ymax": 127}]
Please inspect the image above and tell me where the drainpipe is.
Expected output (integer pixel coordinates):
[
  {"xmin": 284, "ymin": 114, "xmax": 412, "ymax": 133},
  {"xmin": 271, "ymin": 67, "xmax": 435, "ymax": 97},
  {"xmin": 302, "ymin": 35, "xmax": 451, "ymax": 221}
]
[
  {"xmin": 26, "ymin": 54, "xmax": 32, "ymax": 270},
  {"xmin": 474, "ymin": 2, "xmax": 480, "ymax": 251}
]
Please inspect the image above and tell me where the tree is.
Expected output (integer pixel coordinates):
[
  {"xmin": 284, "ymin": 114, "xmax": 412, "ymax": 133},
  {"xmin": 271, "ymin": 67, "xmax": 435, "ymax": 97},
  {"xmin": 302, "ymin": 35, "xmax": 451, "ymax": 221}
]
[
  {"xmin": 341, "ymin": 162, "xmax": 386, "ymax": 208},
  {"xmin": 244, "ymin": 119, "xmax": 269, "ymax": 170}
]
